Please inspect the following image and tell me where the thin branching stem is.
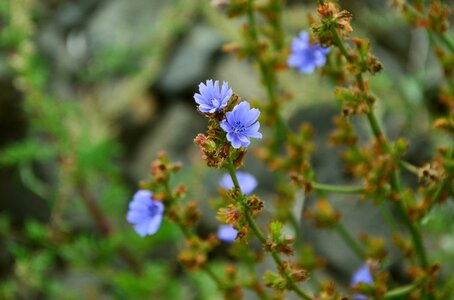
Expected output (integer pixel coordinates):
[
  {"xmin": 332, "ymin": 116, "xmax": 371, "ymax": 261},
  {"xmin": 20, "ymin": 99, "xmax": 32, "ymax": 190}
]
[
  {"xmin": 380, "ymin": 280, "xmax": 423, "ymax": 299},
  {"xmin": 312, "ymin": 182, "xmax": 364, "ymax": 194},
  {"xmin": 162, "ymin": 181, "xmax": 224, "ymax": 290},
  {"xmin": 335, "ymin": 223, "xmax": 365, "ymax": 259},
  {"xmin": 329, "ymin": 24, "xmax": 430, "ymax": 271},
  {"xmin": 226, "ymin": 159, "xmax": 312, "ymax": 300}
]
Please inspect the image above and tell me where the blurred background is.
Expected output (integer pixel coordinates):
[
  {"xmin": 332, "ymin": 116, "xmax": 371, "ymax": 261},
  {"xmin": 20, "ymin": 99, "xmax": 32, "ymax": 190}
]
[{"xmin": 1, "ymin": 0, "xmax": 453, "ymax": 299}]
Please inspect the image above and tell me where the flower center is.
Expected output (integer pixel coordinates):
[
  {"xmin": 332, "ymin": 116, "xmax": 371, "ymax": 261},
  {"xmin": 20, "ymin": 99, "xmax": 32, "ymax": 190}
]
[
  {"xmin": 148, "ymin": 202, "xmax": 159, "ymax": 216},
  {"xmin": 232, "ymin": 121, "xmax": 246, "ymax": 134}
]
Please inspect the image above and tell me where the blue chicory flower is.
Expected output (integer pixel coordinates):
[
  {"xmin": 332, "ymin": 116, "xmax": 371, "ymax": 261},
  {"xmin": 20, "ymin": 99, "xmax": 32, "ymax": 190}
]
[
  {"xmin": 287, "ymin": 31, "xmax": 330, "ymax": 74},
  {"xmin": 219, "ymin": 171, "xmax": 257, "ymax": 195},
  {"xmin": 126, "ymin": 190, "xmax": 164, "ymax": 237},
  {"xmin": 220, "ymin": 101, "xmax": 262, "ymax": 149},
  {"xmin": 194, "ymin": 79, "xmax": 233, "ymax": 113},
  {"xmin": 351, "ymin": 264, "xmax": 373, "ymax": 300},
  {"xmin": 217, "ymin": 224, "xmax": 238, "ymax": 243}
]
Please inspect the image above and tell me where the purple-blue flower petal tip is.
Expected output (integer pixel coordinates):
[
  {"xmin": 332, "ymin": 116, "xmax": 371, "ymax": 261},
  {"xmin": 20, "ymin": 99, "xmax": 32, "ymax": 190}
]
[
  {"xmin": 194, "ymin": 79, "xmax": 233, "ymax": 113},
  {"xmin": 217, "ymin": 225, "xmax": 238, "ymax": 243},
  {"xmin": 287, "ymin": 31, "xmax": 330, "ymax": 74},
  {"xmin": 126, "ymin": 190, "xmax": 164, "ymax": 237},
  {"xmin": 351, "ymin": 264, "xmax": 373, "ymax": 300},
  {"xmin": 220, "ymin": 101, "xmax": 262, "ymax": 149},
  {"xmin": 220, "ymin": 172, "xmax": 258, "ymax": 195}
]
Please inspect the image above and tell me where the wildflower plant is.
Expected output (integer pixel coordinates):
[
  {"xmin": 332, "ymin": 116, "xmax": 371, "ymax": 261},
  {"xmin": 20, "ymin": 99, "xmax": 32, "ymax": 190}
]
[
  {"xmin": 127, "ymin": 1, "xmax": 454, "ymax": 299},
  {"xmin": 3, "ymin": 0, "xmax": 454, "ymax": 299}
]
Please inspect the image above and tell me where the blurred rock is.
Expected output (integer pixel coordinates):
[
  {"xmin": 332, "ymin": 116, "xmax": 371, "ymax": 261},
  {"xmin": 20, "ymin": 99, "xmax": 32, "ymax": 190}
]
[
  {"xmin": 86, "ymin": 0, "xmax": 170, "ymax": 53},
  {"xmin": 157, "ymin": 25, "xmax": 223, "ymax": 95},
  {"xmin": 213, "ymin": 55, "xmax": 265, "ymax": 101}
]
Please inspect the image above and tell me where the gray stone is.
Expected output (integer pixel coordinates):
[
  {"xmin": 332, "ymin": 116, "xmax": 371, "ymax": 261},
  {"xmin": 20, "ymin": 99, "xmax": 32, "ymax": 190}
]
[
  {"xmin": 158, "ymin": 25, "xmax": 224, "ymax": 95},
  {"xmin": 86, "ymin": 0, "xmax": 173, "ymax": 53}
]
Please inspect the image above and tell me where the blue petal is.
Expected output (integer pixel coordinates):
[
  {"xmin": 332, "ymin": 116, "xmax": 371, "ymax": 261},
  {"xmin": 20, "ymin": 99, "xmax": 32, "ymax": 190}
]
[
  {"xmin": 134, "ymin": 220, "xmax": 152, "ymax": 237},
  {"xmin": 220, "ymin": 119, "xmax": 232, "ymax": 132},
  {"xmin": 199, "ymin": 104, "xmax": 214, "ymax": 113},
  {"xmin": 127, "ymin": 210, "xmax": 149, "ymax": 224},
  {"xmin": 287, "ymin": 55, "xmax": 303, "ymax": 68},
  {"xmin": 232, "ymin": 101, "xmax": 250, "ymax": 122},
  {"xmin": 153, "ymin": 201, "xmax": 165, "ymax": 215},
  {"xmin": 219, "ymin": 173, "xmax": 234, "ymax": 190},
  {"xmin": 217, "ymin": 225, "xmax": 238, "ymax": 243},
  {"xmin": 146, "ymin": 214, "xmax": 163, "ymax": 235},
  {"xmin": 220, "ymin": 81, "xmax": 232, "ymax": 103},
  {"xmin": 299, "ymin": 64, "xmax": 315, "ymax": 74},
  {"xmin": 238, "ymin": 134, "xmax": 250, "ymax": 144},
  {"xmin": 227, "ymin": 132, "xmax": 242, "ymax": 149},
  {"xmin": 242, "ymin": 108, "xmax": 260, "ymax": 126},
  {"xmin": 236, "ymin": 172, "xmax": 258, "ymax": 195},
  {"xmin": 351, "ymin": 264, "xmax": 373, "ymax": 285}
]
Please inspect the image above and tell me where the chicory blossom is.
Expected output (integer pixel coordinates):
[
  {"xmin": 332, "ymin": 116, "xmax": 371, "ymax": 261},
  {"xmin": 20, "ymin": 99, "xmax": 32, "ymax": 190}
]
[
  {"xmin": 351, "ymin": 264, "xmax": 373, "ymax": 300},
  {"xmin": 217, "ymin": 224, "xmax": 238, "ymax": 243},
  {"xmin": 126, "ymin": 190, "xmax": 164, "ymax": 237},
  {"xmin": 220, "ymin": 101, "xmax": 262, "ymax": 149},
  {"xmin": 287, "ymin": 31, "xmax": 330, "ymax": 74},
  {"xmin": 220, "ymin": 171, "xmax": 257, "ymax": 195},
  {"xmin": 194, "ymin": 79, "xmax": 233, "ymax": 113}
]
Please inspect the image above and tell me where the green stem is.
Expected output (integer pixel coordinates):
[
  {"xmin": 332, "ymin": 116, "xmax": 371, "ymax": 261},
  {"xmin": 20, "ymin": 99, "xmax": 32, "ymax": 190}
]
[
  {"xmin": 226, "ymin": 160, "xmax": 312, "ymax": 300},
  {"xmin": 19, "ymin": 163, "xmax": 50, "ymax": 199},
  {"xmin": 381, "ymin": 281, "xmax": 422, "ymax": 299},
  {"xmin": 335, "ymin": 223, "xmax": 365, "ymax": 259},
  {"xmin": 330, "ymin": 27, "xmax": 350, "ymax": 59},
  {"xmin": 399, "ymin": 160, "xmax": 419, "ymax": 175},
  {"xmin": 163, "ymin": 182, "xmax": 224, "ymax": 290},
  {"xmin": 366, "ymin": 112, "xmax": 385, "ymax": 144},
  {"xmin": 393, "ymin": 190, "xmax": 429, "ymax": 269},
  {"xmin": 246, "ymin": 0, "xmax": 287, "ymax": 152},
  {"xmin": 204, "ymin": 264, "xmax": 224, "ymax": 289},
  {"xmin": 435, "ymin": 32, "xmax": 454, "ymax": 54},
  {"xmin": 289, "ymin": 214, "xmax": 303, "ymax": 247},
  {"xmin": 77, "ymin": 181, "xmax": 143, "ymax": 274},
  {"xmin": 312, "ymin": 182, "xmax": 364, "ymax": 194},
  {"xmin": 368, "ymin": 109, "xmax": 429, "ymax": 270},
  {"xmin": 378, "ymin": 202, "xmax": 399, "ymax": 233}
]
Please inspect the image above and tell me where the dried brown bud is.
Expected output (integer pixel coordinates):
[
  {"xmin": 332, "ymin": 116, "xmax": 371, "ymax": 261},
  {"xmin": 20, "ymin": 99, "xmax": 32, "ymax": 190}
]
[
  {"xmin": 418, "ymin": 163, "xmax": 445, "ymax": 186},
  {"xmin": 304, "ymin": 198, "xmax": 341, "ymax": 228},
  {"xmin": 246, "ymin": 195, "xmax": 264, "ymax": 215},
  {"xmin": 317, "ymin": 3, "xmax": 337, "ymax": 18}
]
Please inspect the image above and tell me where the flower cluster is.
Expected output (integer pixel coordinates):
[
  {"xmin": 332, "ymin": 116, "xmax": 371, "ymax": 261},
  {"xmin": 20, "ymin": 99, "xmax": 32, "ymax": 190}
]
[
  {"xmin": 217, "ymin": 171, "xmax": 258, "ymax": 243},
  {"xmin": 287, "ymin": 31, "xmax": 330, "ymax": 74},
  {"xmin": 193, "ymin": 80, "xmax": 262, "ymax": 167}
]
